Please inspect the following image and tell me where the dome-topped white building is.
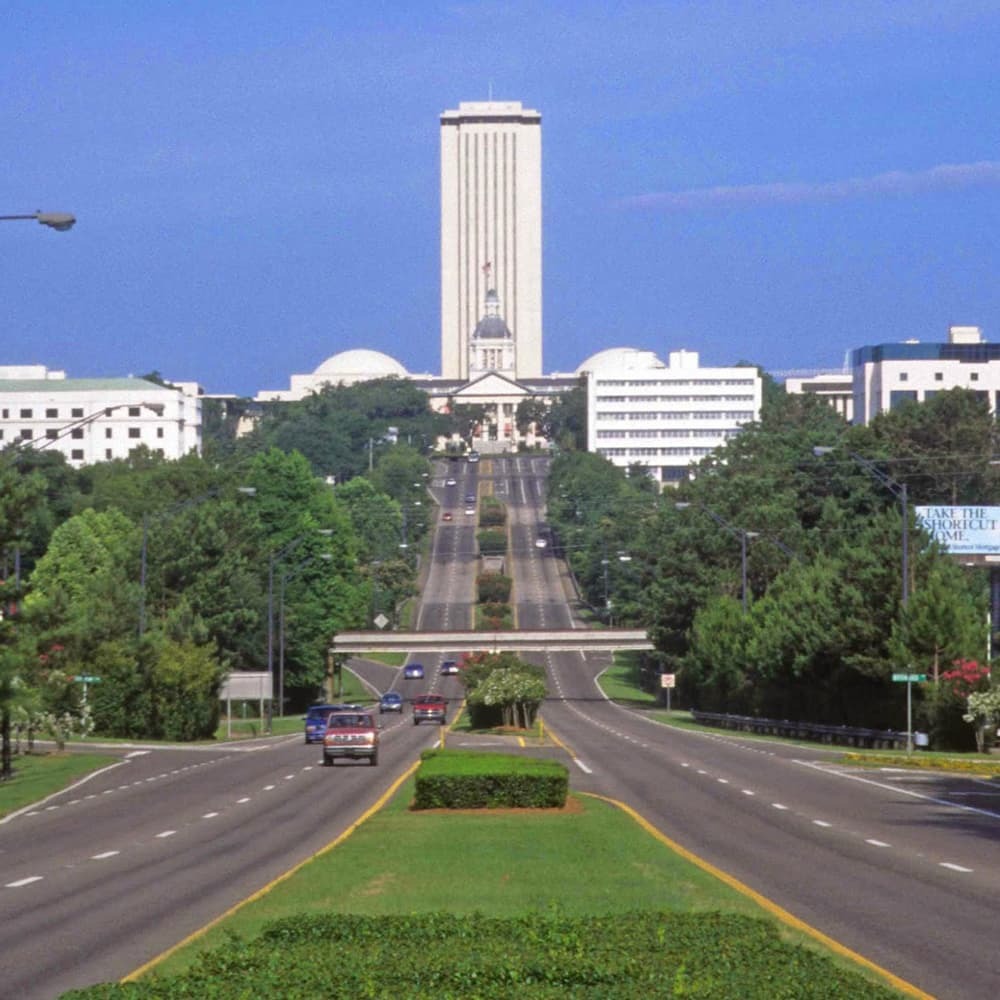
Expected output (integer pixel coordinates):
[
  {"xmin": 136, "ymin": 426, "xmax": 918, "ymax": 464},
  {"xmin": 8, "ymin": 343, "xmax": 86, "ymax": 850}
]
[
  {"xmin": 255, "ymin": 348, "xmax": 428, "ymax": 402},
  {"xmin": 576, "ymin": 347, "xmax": 665, "ymax": 374}
]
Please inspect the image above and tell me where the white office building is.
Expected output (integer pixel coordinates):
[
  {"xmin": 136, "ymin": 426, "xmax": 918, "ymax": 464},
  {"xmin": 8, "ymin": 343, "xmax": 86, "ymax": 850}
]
[
  {"xmin": 585, "ymin": 348, "xmax": 762, "ymax": 485},
  {"xmin": 0, "ymin": 367, "xmax": 201, "ymax": 466},
  {"xmin": 850, "ymin": 325, "xmax": 998, "ymax": 424},
  {"xmin": 440, "ymin": 100, "xmax": 543, "ymax": 381}
]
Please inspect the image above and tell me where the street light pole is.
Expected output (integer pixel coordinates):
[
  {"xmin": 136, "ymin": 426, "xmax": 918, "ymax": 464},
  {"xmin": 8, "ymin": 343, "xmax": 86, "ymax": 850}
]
[
  {"xmin": 676, "ymin": 503, "xmax": 758, "ymax": 612},
  {"xmin": 1, "ymin": 211, "xmax": 75, "ymax": 231}
]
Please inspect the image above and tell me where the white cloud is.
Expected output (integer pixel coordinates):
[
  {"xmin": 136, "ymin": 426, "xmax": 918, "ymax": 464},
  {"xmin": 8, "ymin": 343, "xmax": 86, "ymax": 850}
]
[{"xmin": 618, "ymin": 160, "xmax": 1000, "ymax": 211}]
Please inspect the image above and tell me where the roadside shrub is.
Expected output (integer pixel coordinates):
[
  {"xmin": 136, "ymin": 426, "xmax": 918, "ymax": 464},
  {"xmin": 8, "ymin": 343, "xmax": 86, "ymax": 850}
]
[
  {"xmin": 62, "ymin": 911, "xmax": 901, "ymax": 998},
  {"xmin": 479, "ymin": 496, "xmax": 507, "ymax": 527},
  {"xmin": 414, "ymin": 749, "xmax": 568, "ymax": 808},
  {"xmin": 477, "ymin": 573, "xmax": 512, "ymax": 603},
  {"xmin": 477, "ymin": 528, "xmax": 507, "ymax": 556}
]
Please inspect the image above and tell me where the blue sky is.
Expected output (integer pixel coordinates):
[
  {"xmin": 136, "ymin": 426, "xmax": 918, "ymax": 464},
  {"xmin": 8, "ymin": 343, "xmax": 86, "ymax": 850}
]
[{"xmin": 5, "ymin": 1, "xmax": 1000, "ymax": 395}]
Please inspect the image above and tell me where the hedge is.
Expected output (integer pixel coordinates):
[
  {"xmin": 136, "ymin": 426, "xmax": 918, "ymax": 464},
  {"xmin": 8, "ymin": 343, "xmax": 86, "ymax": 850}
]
[
  {"xmin": 62, "ymin": 911, "xmax": 901, "ymax": 999},
  {"xmin": 413, "ymin": 749, "xmax": 568, "ymax": 809},
  {"xmin": 477, "ymin": 528, "xmax": 508, "ymax": 555},
  {"xmin": 477, "ymin": 573, "xmax": 512, "ymax": 603}
]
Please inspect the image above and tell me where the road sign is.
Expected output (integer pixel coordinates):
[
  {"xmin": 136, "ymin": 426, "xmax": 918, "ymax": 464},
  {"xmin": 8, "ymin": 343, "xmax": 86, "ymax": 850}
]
[
  {"xmin": 892, "ymin": 673, "xmax": 927, "ymax": 683},
  {"xmin": 373, "ymin": 614, "xmax": 390, "ymax": 631},
  {"xmin": 73, "ymin": 675, "xmax": 101, "ymax": 684},
  {"xmin": 660, "ymin": 673, "xmax": 676, "ymax": 689}
]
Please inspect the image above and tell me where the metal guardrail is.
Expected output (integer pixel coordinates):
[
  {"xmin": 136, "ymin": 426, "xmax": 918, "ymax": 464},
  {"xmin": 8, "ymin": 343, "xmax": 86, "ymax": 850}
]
[{"xmin": 691, "ymin": 711, "xmax": 908, "ymax": 750}]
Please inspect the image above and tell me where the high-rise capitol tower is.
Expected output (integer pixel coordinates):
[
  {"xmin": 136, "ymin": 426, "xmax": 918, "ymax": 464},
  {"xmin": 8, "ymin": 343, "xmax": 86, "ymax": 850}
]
[{"xmin": 440, "ymin": 101, "xmax": 542, "ymax": 380}]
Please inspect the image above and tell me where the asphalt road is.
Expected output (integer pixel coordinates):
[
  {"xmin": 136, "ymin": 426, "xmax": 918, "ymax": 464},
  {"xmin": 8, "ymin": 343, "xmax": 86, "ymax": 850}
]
[
  {"xmin": 4, "ymin": 454, "xmax": 999, "ymax": 998},
  {"xmin": 0, "ymin": 461, "xmax": 478, "ymax": 1000},
  {"xmin": 494, "ymin": 453, "xmax": 1000, "ymax": 1000}
]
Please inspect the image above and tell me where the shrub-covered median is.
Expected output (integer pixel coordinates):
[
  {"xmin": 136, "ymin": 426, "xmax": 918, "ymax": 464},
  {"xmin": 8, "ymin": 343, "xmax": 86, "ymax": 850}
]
[
  {"xmin": 62, "ymin": 764, "xmax": 907, "ymax": 999},
  {"xmin": 65, "ymin": 910, "xmax": 901, "ymax": 999}
]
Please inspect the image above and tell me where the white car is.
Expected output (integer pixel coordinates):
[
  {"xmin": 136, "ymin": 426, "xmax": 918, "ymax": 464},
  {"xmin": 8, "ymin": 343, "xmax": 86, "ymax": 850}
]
[
  {"xmin": 535, "ymin": 538, "xmax": 548, "ymax": 548},
  {"xmin": 445, "ymin": 477, "xmax": 457, "ymax": 487},
  {"xmin": 465, "ymin": 507, "xmax": 476, "ymax": 516}
]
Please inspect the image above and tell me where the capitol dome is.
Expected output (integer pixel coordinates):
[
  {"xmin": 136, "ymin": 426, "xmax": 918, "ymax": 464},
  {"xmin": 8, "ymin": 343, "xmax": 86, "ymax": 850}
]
[
  {"xmin": 575, "ymin": 347, "xmax": 664, "ymax": 374},
  {"xmin": 313, "ymin": 349, "xmax": 409, "ymax": 381}
]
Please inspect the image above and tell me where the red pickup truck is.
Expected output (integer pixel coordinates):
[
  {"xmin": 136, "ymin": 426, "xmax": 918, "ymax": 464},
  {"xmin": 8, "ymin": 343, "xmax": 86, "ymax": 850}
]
[
  {"xmin": 412, "ymin": 694, "xmax": 447, "ymax": 726},
  {"xmin": 322, "ymin": 711, "xmax": 380, "ymax": 766}
]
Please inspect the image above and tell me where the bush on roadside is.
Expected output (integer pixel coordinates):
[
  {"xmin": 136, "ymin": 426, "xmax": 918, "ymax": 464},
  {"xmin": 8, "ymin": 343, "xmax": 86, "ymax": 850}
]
[
  {"xmin": 479, "ymin": 496, "xmax": 507, "ymax": 527},
  {"xmin": 477, "ymin": 528, "xmax": 507, "ymax": 556}
]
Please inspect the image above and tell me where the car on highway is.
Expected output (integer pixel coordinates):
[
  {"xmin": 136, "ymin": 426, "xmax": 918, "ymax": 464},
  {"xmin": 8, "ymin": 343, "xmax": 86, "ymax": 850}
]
[
  {"xmin": 535, "ymin": 538, "xmax": 547, "ymax": 548},
  {"xmin": 379, "ymin": 691, "xmax": 404, "ymax": 713},
  {"xmin": 445, "ymin": 477, "xmax": 457, "ymax": 487},
  {"xmin": 404, "ymin": 662, "xmax": 425, "ymax": 680},
  {"xmin": 303, "ymin": 704, "xmax": 346, "ymax": 743},
  {"xmin": 322, "ymin": 711, "xmax": 380, "ymax": 766},
  {"xmin": 412, "ymin": 693, "xmax": 448, "ymax": 725},
  {"xmin": 442, "ymin": 511, "xmax": 453, "ymax": 522},
  {"xmin": 465, "ymin": 507, "xmax": 476, "ymax": 516},
  {"xmin": 464, "ymin": 493, "xmax": 476, "ymax": 504},
  {"xmin": 440, "ymin": 660, "xmax": 459, "ymax": 675}
]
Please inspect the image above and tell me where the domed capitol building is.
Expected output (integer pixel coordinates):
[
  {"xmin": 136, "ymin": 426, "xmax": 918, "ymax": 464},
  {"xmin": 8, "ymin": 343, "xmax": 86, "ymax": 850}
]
[{"xmin": 251, "ymin": 99, "xmax": 763, "ymax": 479}]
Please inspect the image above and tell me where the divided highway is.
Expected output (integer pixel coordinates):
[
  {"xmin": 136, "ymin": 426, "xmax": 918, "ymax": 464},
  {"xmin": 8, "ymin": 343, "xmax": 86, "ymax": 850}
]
[
  {"xmin": 4, "ymin": 454, "xmax": 999, "ymax": 998},
  {"xmin": 496, "ymin": 453, "xmax": 1000, "ymax": 1000}
]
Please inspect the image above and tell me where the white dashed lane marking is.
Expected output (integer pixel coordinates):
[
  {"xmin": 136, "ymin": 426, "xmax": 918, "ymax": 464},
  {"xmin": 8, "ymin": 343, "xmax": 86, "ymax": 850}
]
[
  {"xmin": 866, "ymin": 839, "xmax": 891, "ymax": 848},
  {"xmin": 940, "ymin": 862, "xmax": 973, "ymax": 873},
  {"xmin": 91, "ymin": 851, "xmax": 119, "ymax": 860},
  {"xmin": 6, "ymin": 877, "xmax": 43, "ymax": 887}
]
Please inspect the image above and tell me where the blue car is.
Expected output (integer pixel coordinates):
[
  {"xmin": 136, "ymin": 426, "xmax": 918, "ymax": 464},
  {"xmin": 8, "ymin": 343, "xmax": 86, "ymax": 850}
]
[
  {"xmin": 404, "ymin": 663, "xmax": 425, "ymax": 680},
  {"xmin": 379, "ymin": 691, "xmax": 404, "ymax": 714},
  {"xmin": 303, "ymin": 704, "xmax": 343, "ymax": 743}
]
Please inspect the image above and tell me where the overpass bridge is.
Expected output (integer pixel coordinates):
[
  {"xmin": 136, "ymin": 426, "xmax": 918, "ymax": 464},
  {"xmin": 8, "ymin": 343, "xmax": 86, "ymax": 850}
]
[{"xmin": 330, "ymin": 629, "xmax": 654, "ymax": 655}]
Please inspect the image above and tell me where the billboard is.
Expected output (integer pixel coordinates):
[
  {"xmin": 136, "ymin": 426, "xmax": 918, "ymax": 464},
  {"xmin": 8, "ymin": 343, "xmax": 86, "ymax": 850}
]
[{"xmin": 916, "ymin": 506, "xmax": 1000, "ymax": 555}]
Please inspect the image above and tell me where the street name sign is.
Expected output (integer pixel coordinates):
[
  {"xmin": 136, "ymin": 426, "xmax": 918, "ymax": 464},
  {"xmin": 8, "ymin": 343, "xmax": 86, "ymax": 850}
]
[{"xmin": 892, "ymin": 673, "xmax": 927, "ymax": 682}]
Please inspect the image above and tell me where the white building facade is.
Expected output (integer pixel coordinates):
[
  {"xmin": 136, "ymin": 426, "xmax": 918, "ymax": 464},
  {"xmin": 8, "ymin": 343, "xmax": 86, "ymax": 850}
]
[
  {"xmin": 585, "ymin": 348, "xmax": 762, "ymax": 485},
  {"xmin": 440, "ymin": 100, "xmax": 543, "ymax": 381},
  {"xmin": 0, "ymin": 368, "xmax": 201, "ymax": 467},
  {"xmin": 850, "ymin": 325, "xmax": 998, "ymax": 424}
]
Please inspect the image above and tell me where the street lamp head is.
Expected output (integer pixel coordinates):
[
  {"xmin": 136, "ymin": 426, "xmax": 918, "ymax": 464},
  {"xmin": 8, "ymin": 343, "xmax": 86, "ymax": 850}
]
[
  {"xmin": 35, "ymin": 212, "xmax": 76, "ymax": 231},
  {"xmin": 674, "ymin": 502, "xmax": 691, "ymax": 510},
  {"xmin": 236, "ymin": 487, "xmax": 257, "ymax": 497},
  {"xmin": 316, "ymin": 529, "xmax": 334, "ymax": 537},
  {"xmin": 812, "ymin": 446, "xmax": 835, "ymax": 457}
]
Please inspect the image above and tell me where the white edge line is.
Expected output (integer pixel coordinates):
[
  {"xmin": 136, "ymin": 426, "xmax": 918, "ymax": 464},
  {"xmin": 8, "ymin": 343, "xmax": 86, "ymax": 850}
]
[
  {"xmin": 1, "ymin": 759, "xmax": 127, "ymax": 826},
  {"xmin": 794, "ymin": 758, "xmax": 1000, "ymax": 820}
]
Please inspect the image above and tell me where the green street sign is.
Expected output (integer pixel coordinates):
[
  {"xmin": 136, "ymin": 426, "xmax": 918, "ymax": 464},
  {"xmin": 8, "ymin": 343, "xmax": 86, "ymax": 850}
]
[
  {"xmin": 892, "ymin": 673, "xmax": 927, "ymax": 683},
  {"xmin": 74, "ymin": 675, "xmax": 101, "ymax": 684}
]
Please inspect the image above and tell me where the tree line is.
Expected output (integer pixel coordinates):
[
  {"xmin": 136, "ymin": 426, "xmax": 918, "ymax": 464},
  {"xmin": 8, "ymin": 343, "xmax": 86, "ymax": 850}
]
[{"xmin": 547, "ymin": 384, "xmax": 1000, "ymax": 749}]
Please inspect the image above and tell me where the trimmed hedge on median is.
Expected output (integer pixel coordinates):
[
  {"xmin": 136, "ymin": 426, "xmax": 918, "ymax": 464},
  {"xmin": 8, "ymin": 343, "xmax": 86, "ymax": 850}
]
[
  {"xmin": 62, "ymin": 910, "xmax": 900, "ymax": 999},
  {"xmin": 413, "ymin": 749, "xmax": 568, "ymax": 809}
]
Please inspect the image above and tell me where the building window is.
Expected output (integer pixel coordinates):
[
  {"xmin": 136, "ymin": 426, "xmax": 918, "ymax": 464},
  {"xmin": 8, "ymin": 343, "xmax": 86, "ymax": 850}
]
[
  {"xmin": 19, "ymin": 408, "xmax": 32, "ymax": 418},
  {"xmin": 71, "ymin": 429, "xmax": 84, "ymax": 439},
  {"xmin": 128, "ymin": 428, "xmax": 141, "ymax": 439},
  {"xmin": 105, "ymin": 428, "xmax": 113, "ymax": 438},
  {"xmin": 156, "ymin": 427, "xmax": 164, "ymax": 438},
  {"xmin": 46, "ymin": 429, "xmax": 59, "ymax": 440},
  {"xmin": 1, "ymin": 409, "xmax": 7, "ymax": 418},
  {"xmin": 45, "ymin": 408, "xmax": 58, "ymax": 418},
  {"xmin": 0, "ymin": 430, "xmax": 3, "ymax": 440},
  {"xmin": 71, "ymin": 407, "xmax": 83, "ymax": 417},
  {"xmin": 889, "ymin": 390, "xmax": 918, "ymax": 410},
  {"xmin": 971, "ymin": 372, "xmax": 980, "ymax": 382},
  {"xmin": 19, "ymin": 429, "xmax": 32, "ymax": 440},
  {"xmin": 128, "ymin": 406, "xmax": 141, "ymax": 416},
  {"xmin": 71, "ymin": 449, "xmax": 84, "ymax": 461},
  {"xmin": 899, "ymin": 373, "xmax": 908, "ymax": 382},
  {"xmin": 934, "ymin": 372, "xmax": 943, "ymax": 381},
  {"xmin": 105, "ymin": 449, "xmax": 113, "ymax": 460}
]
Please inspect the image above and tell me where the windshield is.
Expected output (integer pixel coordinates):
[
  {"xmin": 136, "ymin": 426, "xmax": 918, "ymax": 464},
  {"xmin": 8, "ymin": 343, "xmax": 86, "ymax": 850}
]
[{"xmin": 327, "ymin": 714, "xmax": 373, "ymax": 728}]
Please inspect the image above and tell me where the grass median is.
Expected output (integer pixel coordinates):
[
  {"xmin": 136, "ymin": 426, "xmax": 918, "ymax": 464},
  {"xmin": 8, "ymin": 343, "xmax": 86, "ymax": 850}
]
[
  {"xmin": 138, "ymin": 776, "xmax": 906, "ymax": 997},
  {"xmin": 0, "ymin": 752, "xmax": 115, "ymax": 819}
]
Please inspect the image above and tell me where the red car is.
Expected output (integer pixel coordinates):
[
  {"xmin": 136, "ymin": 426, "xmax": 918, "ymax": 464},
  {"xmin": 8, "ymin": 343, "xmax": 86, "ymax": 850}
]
[
  {"xmin": 442, "ymin": 511, "xmax": 453, "ymax": 522},
  {"xmin": 412, "ymin": 694, "xmax": 447, "ymax": 726}
]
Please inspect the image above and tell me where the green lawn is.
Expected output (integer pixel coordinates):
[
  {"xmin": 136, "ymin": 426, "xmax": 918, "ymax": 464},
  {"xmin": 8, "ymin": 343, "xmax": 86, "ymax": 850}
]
[
  {"xmin": 598, "ymin": 650, "xmax": 659, "ymax": 707},
  {"xmin": 143, "ymin": 776, "xmax": 905, "ymax": 997},
  {"xmin": 355, "ymin": 650, "xmax": 407, "ymax": 667},
  {"xmin": 0, "ymin": 752, "xmax": 114, "ymax": 819},
  {"xmin": 154, "ymin": 780, "xmax": 778, "ymax": 977}
]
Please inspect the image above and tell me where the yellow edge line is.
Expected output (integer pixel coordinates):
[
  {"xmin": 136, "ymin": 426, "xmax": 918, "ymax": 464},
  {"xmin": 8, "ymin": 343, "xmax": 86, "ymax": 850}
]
[
  {"xmin": 542, "ymin": 721, "xmax": 930, "ymax": 999},
  {"xmin": 121, "ymin": 756, "xmax": 422, "ymax": 983},
  {"xmin": 582, "ymin": 791, "xmax": 932, "ymax": 998}
]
